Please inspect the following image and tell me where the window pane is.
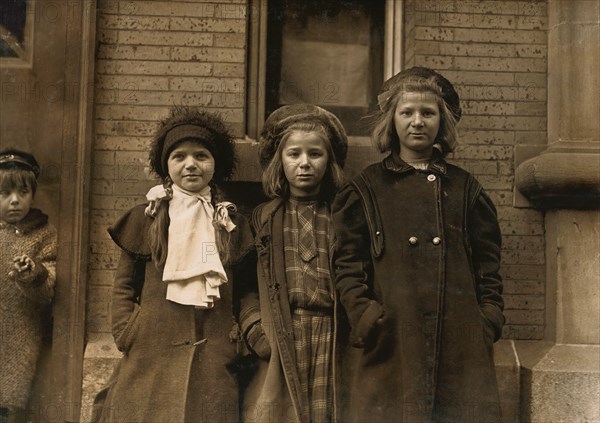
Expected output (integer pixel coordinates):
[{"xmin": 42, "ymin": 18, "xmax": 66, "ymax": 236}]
[
  {"xmin": 266, "ymin": 0, "xmax": 384, "ymax": 136},
  {"xmin": 0, "ymin": 0, "xmax": 28, "ymax": 58}
]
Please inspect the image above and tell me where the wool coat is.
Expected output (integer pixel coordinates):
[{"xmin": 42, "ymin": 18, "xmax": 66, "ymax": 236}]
[
  {"xmin": 332, "ymin": 153, "xmax": 504, "ymax": 423},
  {"xmin": 239, "ymin": 199, "xmax": 349, "ymax": 423},
  {"xmin": 93, "ymin": 204, "xmax": 255, "ymax": 423},
  {"xmin": 0, "ymin": 209, "xmax": 56, "ymax": 411}
]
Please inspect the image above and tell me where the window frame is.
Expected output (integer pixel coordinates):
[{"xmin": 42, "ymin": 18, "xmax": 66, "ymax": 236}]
[
  {"xmin": 0, "ymin": 0, "xmax": 35, "ymax": 67},
  {"xmin": 245, "ymin": 0, "xmax": 404, "ymax": 142}
]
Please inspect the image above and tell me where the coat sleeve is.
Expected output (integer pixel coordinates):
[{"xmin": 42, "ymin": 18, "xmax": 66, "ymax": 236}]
[
  {"xmin": 13, "ymin": 224, "xmax": 57, "ymax": 305},
  {"xmin": 111, "ymin": 250, "xmax": 144, "ymax": 352},
  {"xmin": 468, "ymin": 187, "xmax": 505, "ymax": 342},
  {"xmin": 236, "ymin": 206, "xmax": 272, "ymax": 355},
  {"xmin": 332, "ymin": 184, "xmax": 384, "ymax": 347}
]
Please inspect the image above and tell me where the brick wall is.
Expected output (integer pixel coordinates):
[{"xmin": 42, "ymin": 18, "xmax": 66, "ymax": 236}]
[
  {"xmin": 405, "ymin": 0, "xmax": 548, "ymax": 339},
  {"xmin": 87, "ymin": 0, "xmax": 548, "ymax": 341},
  {"xmin": 87, "ymin": 0, "xmax": 248, "ymax": 336}
]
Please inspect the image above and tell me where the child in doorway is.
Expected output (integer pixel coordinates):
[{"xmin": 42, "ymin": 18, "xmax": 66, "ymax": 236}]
[
  {"xmin": 332, "ymin": 67, "xmax": 504, "ymax": 423},
  {"xmin": 240, "ymin": 104, "xmax": 348, "ymax": 423},
  {"xmin": 0, "ymin": 149, "xmax": 57, "ymax": 423}
]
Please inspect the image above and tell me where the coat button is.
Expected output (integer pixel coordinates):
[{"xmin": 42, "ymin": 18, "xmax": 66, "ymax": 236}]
[
  {"xmin": 408, "ymin": 236, "xmax": 418, "ymax": 245},
  {"xmin": 427, "ymin": 174, "xmax": 436, "ymax": 182},
  {"xmin": 15, "ymin": 229, "xmax": 21, "ymax": 235},
  {"xmin": 432, "ymin": 237, "xmax": 441, "ymax": 245}
]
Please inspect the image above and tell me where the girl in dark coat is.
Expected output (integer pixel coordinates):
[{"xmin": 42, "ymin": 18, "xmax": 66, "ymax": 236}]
[
  {"xmin": 93, "ymin": 106, "xmax": 255, "ymax": 423},
  {"xmin": 332, "ymin": 67, "xmax": 504, "ymax": 423},
  {"xmin": 240, "ymin": 104, "xmax": 348, "ymax": 423}
]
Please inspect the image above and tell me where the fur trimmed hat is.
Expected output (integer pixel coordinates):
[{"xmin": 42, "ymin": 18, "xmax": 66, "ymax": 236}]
[
  {"xmin": 149, "ymin": 106, "xmax": 237, "ymax": 184},
  {"xmin": 0, "ymin": 148, "xmax": 40, "ymax": 178},
  {"xmin": 377, "ymin": 66, "xmax": 462, "ymax": 122},
  {"xmin": 259, "ymin": 104, "xmax": 348, "ymax": 169}
]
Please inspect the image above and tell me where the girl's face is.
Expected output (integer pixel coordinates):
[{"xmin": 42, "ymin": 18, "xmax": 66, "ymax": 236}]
[
  {"xmin": 0, "ymin": 185, "xmax": 33, "ymax": 224},
  {"xmin": 281, "ymin": 130, "xmax": 329, "ymax": 198},
  {"xmin": 393, "ymin": 91, "xmax": 441, "ymax": 160},
  {"xmin": 167, "ymin": 140, "xmax": 215, "ymax": 193}
]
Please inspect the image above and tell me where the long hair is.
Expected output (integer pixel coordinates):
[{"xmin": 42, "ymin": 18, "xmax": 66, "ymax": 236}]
[
  {"xmin": 261, "ymin": 122, "xmax": 345, "ymax": 200},
  {"xmin": 371, "ymin": 75, "xmax": 459, "ymax": 156},
  {"xmin": 148, "ymin": 180, "xmax": 232, "ymax": 270},
  {"xmin": 147, "ymin": 106, "xmax": 237, "ymax": 271}
]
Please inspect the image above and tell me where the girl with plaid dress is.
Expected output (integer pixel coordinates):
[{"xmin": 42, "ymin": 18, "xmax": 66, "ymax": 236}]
[{"xmin": 240, "ymin": 104, "xmax": 348, "ymax": 423}]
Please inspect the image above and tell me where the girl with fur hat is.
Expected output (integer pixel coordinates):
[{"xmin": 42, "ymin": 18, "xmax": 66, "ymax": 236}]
[
  {"xmin": 332, "ymin": 67, "xmax": 504, "ymax": 422},
  {"xmin": 92, "ymin": 106, "xmax": 256, "ymax": 423},
  {"xmin": 240, "ymin": 104, "xmax": 348, "ymax": 423},
  {"xmin": 0, "ymin": 149, "xmax": 57, "ymax": 423}
]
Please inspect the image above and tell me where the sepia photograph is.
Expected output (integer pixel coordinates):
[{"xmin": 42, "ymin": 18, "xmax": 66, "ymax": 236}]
[{"xmin": 0, "ymin": 0, "xmax": 599, "ymax": 422}]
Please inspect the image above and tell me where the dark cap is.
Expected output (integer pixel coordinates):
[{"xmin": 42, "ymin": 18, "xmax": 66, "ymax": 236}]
[
  {"xmin": 259, "ymin": 104, "xmax": 348, "ymax": 169},
  {"xmin": 378, "ymin": 66, "xmax": 462, "ymax": 122},
  {"xmin": 0, "ymin": 149, "xmax": 40, "ymax": 178}
]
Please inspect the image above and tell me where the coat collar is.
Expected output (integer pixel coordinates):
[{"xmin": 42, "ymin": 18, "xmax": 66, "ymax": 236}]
[
  {"xmin": 383, "ymin": 150, "xmax": 448, "ymax": 176},
  {"xmin": 0, "ymin": 208, "xmax": 48, "ymax": 234}
]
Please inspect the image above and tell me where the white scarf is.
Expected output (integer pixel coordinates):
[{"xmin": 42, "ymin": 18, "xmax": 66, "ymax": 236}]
[{"xmin": 145, "ymin": 184, "xmax": 236, "ymax": 308}]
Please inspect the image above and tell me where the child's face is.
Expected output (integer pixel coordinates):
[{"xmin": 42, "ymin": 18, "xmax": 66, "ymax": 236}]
[
  {"xmin": 0, "ymin": 185, "xmax": 33, "ymax": 224},
  {"xmin": 167, "ymin": 140, "xmax": 215, "ymax": 193},
  {"xmin": 281, "ymin": 130, "xmax": 329, "ymax": 198},
  {"xmin": 394, "ymin": 91, "xmax": 441, "ymax": 160}
]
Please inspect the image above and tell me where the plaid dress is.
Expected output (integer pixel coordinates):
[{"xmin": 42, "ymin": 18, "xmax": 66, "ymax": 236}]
[{"xmin": 283, "ymin": 197, "xmax": 334, "ymax": 423}]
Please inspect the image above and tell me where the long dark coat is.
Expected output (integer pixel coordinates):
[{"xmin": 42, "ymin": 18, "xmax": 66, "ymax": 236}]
[
  {"xmin": 239, "ymin": 199, "xmax": 348, "ymax": 423},
  {"xmin": 332, "ymin": 153, "xmax": 504, "ymax": 423},
  {"xmin": 93, "ymin": 204, "xmax": 255, "ymax": 423}
]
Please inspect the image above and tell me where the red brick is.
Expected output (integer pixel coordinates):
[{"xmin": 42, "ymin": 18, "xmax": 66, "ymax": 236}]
[
  {"xmin": 503, "ymin": 279, "xmax": 544, "ymax": 295},
  {"xmin": 463, "ymin": 100, "xmax": 515, "ymax": 116},
  {"xmin": 170, "ymin": 17, "xmax": 246, "ymax": 33},
  {"xmin": 502, "ymin": 264, "xmax": 545, "ymax": 281},
  {"xmin": 453, "ymin": 28, "xmax": 546, "ymax": 44},
  {"xmin": 454, "ymin": 56, "xmax": 546, "ymax": 72},
  {"xmin": 118, "ymin": 30, "xmax": 213, "ymax": 47},
  {"xmin": 415, "ymin": 27, "xmax": 455, "ymax": 41},
  {"xmin": 505, "ymin": 310, "xmax": 545, "ymax": 325},
  {"xmin": 500, "ymin": 220, "xmax": 544, "ymax": 236},
  {"xmin": 459, "ymin": 130, "xmax": 515, "ymax": 145},
  {"xmin": 504, "ymin": 294, "xmax": 545, "ymax": 310},
  {"xmin": 515, "ymin": 131, "xmax": 547, "ymax": 145},
  {"xmin": 452, "ymin": 144, "xmax": 513, "ymax": 160},
  {"xmin": 96, "ymin": 75, "xmax": 170, "ymax": 91},
  {"xmin": 502, "ymin": 249, "xmax": 545, "ymax": 265},
  {"xmin": 95, "ymin": 120, "xmax": 158, "ymax": 137},
  {"xmin": 120, "ymin": 2, "xmax": 216, "ymax": 17},
  {"xmin": 171, "ymin": 46, "xmax": 245, "ymax": 63},
  {"xmin": 98, "ymin": 15, "xmax": 170, "ymax": 30},
  {"xmin": 459, "ymin": 116, "xmax": 546, "ymax": 131},
  {"xmin": 96, "ymin": 104, "xmax": 170, "ymax": 122},
  {"xmin": 213, "ymin": 63, "xmax": 245, "ymax": 78},
  {"xmin": 503, "ymin": 325, "xmax": 544, "ymax": 340},
  {"xmin": 169, "ymin": 77, "xmax": 244, "ymax": 93},
  {"xmin": 97, "ymin": 44, "xmax": 171, "ymax": 61}
]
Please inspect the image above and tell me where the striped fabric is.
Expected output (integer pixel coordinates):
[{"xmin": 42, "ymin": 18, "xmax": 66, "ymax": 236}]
[{"xmin": 283, "ymin": 197, "xmax": 335, "ymax": 422}]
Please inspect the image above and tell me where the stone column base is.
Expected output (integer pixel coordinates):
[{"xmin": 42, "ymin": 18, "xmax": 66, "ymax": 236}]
[
  {"xmin": 80, "ymin": 335, "xmax": 121, "ymax": 423},
  {"xmin": 518, "ymin": 343, "xmax": 600, "ymax": 422}
]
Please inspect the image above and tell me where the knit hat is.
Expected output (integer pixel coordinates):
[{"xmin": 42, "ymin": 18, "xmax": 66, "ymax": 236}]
[
  {"xmin": 0, "ymin": 149, "xmax": 40, "ymax": 178},
  {"xmin": 377, "ymin": 67, "xmax": 462, "ymax": 122},
  {"xmin": 149, "ymin": 106, "xmax": 237, "ymax": 184},
  {"xmin": 259, "ymin": 104, "xmax": 348, "ymax": 169}
]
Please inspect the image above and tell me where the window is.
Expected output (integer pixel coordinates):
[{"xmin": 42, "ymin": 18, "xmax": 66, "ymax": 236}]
[
  {"xmin": 0, "ymin": 0, "xmax": 33, "ymax": 64},
  {"xmin": 246, "ymin": 0, "xmax": 403, "ymax": 140}
]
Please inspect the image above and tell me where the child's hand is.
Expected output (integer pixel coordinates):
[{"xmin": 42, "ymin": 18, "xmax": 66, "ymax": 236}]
[{"xmin": 9, "ymin": 255, "xmax": 36, "ymax": 277}]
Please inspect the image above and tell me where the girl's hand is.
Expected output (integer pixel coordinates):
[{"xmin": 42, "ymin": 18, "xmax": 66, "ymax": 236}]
[{"xmin": 10, "ymin": 255, "xmax": 36, "ymax": 277}]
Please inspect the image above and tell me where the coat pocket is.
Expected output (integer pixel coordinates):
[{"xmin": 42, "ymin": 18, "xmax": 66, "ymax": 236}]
[{"xmin": 114, "ymin": 304, "xmax": 142, "ymax": 352}]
